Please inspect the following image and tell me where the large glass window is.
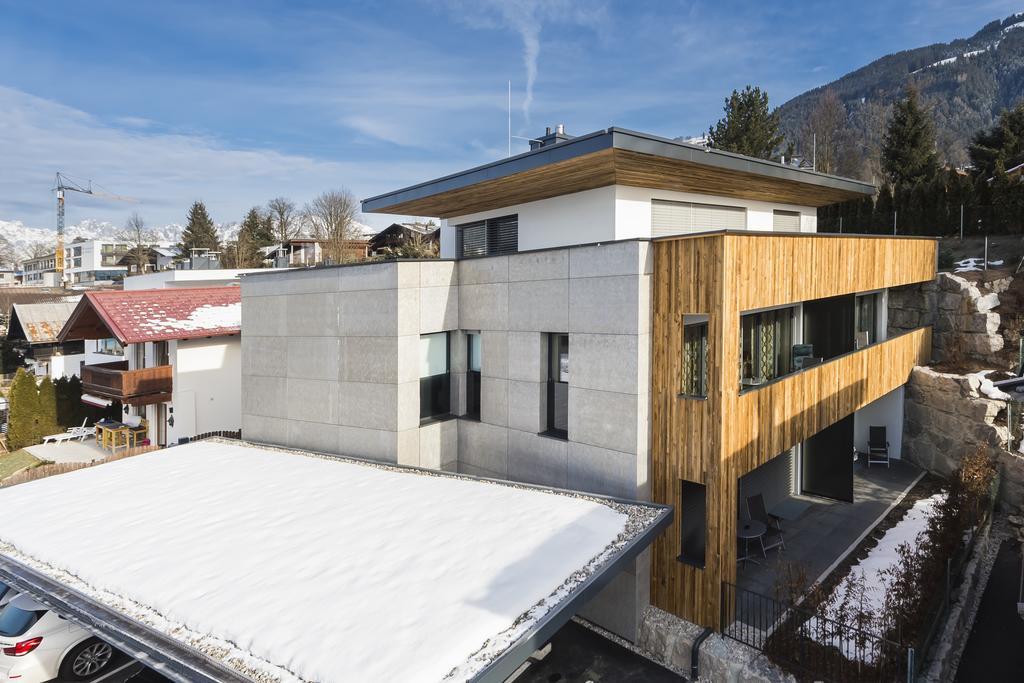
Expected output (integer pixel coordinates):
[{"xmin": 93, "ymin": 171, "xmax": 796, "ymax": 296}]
[
  {"xmin": 681, "ymin": 316, "xmax": 708, "ymax": 398},
  {"xmin": 546, "ymin": 333, "xmax": 569, "ymax": 438},
  {"xmin": 740, "ymin": 306, "xmax": 797, "ymax": 389},
  {"xmin": 466, "ymin": 332, "xmax": 481, "ymax": 420},
  {"xmin": 420, "ymin": 332, "xmax": 450, "ymax": 421},
  {"xmin": 855, "ymin": 293, "xmax": 880, "ymax": 348}
]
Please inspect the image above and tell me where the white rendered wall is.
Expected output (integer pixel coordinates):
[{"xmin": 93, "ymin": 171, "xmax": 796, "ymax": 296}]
[
  {"xmin": 441, "ymin": 186, "xmax": 618, "ymax": 256},
  {"xmin": 49, "ymin": 340, "xmax": 124, "ymax": 379},
  {"xmin": 854, "ymin": 386, "xmax": 904, "ymax": 459},
  {"xmin": 169, "ymin": 337, "xmax": 242, "ymax": 443},
  {"xmin": 440, "ymin": 184, "xmax": 818, "ymax": 256},
  {"xmin": 613, "ymin": 185, "xmax": 817, "ymax": 238}
]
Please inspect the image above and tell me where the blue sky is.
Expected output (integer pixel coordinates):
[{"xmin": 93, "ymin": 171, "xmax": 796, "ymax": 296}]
[{"xmin": 1, "ymin": 0, "xmax": 1021, "ymax": 231}]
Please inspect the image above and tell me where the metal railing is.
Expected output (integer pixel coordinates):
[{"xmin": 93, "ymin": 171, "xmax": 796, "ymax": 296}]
[{"xmin": 721, "ymin": 582, "xmax": 911, "ymax": 682}]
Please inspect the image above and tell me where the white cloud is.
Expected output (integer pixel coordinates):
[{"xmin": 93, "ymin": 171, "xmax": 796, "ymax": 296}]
[{"xmin": 0, "ymin": 85, "xmax": 460, "ymax": 231}]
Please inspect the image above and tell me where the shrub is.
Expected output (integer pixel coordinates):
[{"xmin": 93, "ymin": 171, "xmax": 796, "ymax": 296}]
[
  {"xmin": 37, "ymin": 376, "xmax": 59, "ymax": 436},
  {"xmin": 6, "ymin": 368, "xmax": 39, "ymax": 450}
]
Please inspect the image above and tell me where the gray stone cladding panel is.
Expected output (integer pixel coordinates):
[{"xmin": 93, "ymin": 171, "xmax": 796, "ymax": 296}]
[
  {"xmin": 568, "ymin": 386, "xmax": 640, "ymax": 455},
  {"xmin": 567, "ymin": 441, "xmax": 638, "ymax": 499},
  {"xmin": 508, "ymin": 279, "xmax": 569, "ymax": 332},
  {"xmin": 242, "ymin": 336, "xmax": 287, "ymax": 378},
  {"xmin": 508, "ymin": 249, "xmax": 569, "ymax": 282},
  {"xmin": 459, "ymin": 283, "xmax": 509, "ymax": 331},
  {"xmin": 569, "ymin": 275, "xmax": 641, "ymax": 335},
  {"xmin": 507, "ymin": 429, "xmax": 568, "ymax": 488},
  {"xmin": 570, "ymin": 333, "xmax": 640, "ymax": 395},
  {"xmin": 285, "ymin": 292, "xmax": 340, "ymax": 337},
  {"xmin": 285, "ymin": 378, "xmax": 339, "ymax": 424},
  {"xmin": 286, "ymin": 337, "xmax": 342, "ymax": 381},
  {"xmin": 569, "ymin": 241, "xmax": 643, "ymax": 279},
  {"xmin": 242, "ymin": 376, "xmax": 287, "ymax": 418},
  {"xmin": 241, "ymin": 294, "xmax": 287, "ymax": 337},
  {"xmin": 457, "ymin": 419, "xmax": 509, "ymax": 476}
]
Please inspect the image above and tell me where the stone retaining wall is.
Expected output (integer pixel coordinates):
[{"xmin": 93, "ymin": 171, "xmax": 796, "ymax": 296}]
[
  {"xmin": 902, "ymin": 366, "xmax": 1024, "ymax": 514},
  {"xmin": 888, "ymin": 273, "xmax": 1008, "ymax": 367}
]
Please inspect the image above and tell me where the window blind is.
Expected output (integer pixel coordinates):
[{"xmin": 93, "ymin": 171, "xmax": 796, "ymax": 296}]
[
  {"xmin": 652, "ymin": 199, "xmax": 746, "ymax": 236},
  {"xmin": 772, "ymin": 210, "xmax": 801, "ymax": 232}
]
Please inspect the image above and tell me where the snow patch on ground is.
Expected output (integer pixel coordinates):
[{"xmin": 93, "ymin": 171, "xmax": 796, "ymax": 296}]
[
  {"xmin": 0, "ymin": 440, "xmax": 656, "ymax": 683},
  {"xmin": 140, "ymin": 302, "xmax": 241, "ymax": 333},
  {"xmin": 954, "ymin": 257, "xmax": 1003, "ymax": 273},
  {"xmin": 809, "ymin": 493, "xmax": 946, "ymax": 662}
]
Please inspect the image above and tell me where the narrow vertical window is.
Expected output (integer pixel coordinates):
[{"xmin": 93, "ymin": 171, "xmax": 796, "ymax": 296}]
[
  {"xmin": 681, "ymin": 316, "xmax": 708, "ymax": 398},
  {"xmin": 855, "ymin": 293, "xmax": 879, "ymax": 348},
  {"xmin": 419, "ymin": 332, "xmax": 451, "ymax": 421},
  {"xmin": 678, "ymin": 479, "xmax": 707, "ymax": 568},
  {"xmin": 546, "ymin": 333, "xmax": 569, "ymax": 438},
  {"xmin": 466, "ymin": 332, "xmax": 481, "ymax": 420}
]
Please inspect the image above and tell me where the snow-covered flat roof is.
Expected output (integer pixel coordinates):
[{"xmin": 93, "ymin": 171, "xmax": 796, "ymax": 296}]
[{"xmin": 0, "ymin": 439, "xmax": 670, "ymax": 682}]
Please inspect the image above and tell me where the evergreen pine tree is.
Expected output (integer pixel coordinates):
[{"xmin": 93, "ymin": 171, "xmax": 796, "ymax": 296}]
[
  {"xmin": 235, "ymin": 208, "xmax": 266, "ymax": 268},
  {"xmin": 873, "ymin": 185, "xmax": 895, "ymax": 234},
  {"xmin": 177, "ymin": 201, "xmax": 221, "ymax": 257},
  {"xmin": 37, "ymin": 376, "xmax": 58, "ymax": 435},
  {"xmin": 881, "ymin": 86, "xmax": 939, "ymax": 187},
  {"xmin": 968, "ymin": 103, "xmax": 1024, "ymax": 178},
  {"xmin": 7, "ymin": 368, "xmax": 39, "ymax": 450},
  {"xmin": 706, "ymin": 85, "xmax": 784, "ymax": 159}
]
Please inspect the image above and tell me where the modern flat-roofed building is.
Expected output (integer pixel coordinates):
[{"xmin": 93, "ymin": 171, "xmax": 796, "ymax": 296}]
[
  {"xmin": 239, "ymin": 127, "xmax": 936, "ymax": 640},
  {"xmin": 21, "ymin": 252, "xmax": 59, "ymax": 287}
]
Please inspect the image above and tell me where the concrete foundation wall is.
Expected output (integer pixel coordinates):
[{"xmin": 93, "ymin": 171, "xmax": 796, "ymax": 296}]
[{"xmin": 239, "ymin": 241, "xmax": 654, "ymax": 640}]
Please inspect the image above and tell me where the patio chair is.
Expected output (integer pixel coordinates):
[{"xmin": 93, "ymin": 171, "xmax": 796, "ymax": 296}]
[
  {"xmin": 747, "ymin": 494, "xmax": 785, "ymax": 553},
  {"xmin": 868, "ymin": 426, "xmax": 890, "ymax": 468},
  {"xmin": 41, "ymin": 430, "xmax": 77, "ymax": 445}
]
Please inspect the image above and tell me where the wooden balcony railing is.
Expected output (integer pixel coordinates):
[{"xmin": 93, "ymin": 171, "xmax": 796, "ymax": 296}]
[{"xmin": 81, "ymin": 361, "xmax": 172, "ymax": 406}]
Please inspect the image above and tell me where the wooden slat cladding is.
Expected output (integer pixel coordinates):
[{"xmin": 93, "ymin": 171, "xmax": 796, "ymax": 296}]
[
  {"xmin": 372, "ymin": 148, "xmax": 869, "ymax": 218},
  {"xmin": 649, "ymin": 233, "xmax": 936, "ymax": 629}
]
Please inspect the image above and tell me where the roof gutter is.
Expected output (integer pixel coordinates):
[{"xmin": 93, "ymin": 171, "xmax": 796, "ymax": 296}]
[{"xmin": 0, "ymin": 555, "xmax": 251, "ymax": 683}]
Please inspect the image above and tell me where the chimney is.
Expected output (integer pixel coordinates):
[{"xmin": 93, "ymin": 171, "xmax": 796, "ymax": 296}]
[{"xmin": 529, "ymin": 124, "xmax": 574, "ymax": 151}]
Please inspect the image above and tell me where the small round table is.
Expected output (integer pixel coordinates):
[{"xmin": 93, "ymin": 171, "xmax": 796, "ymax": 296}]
[{"xmin": 737, "ymin": 520, "xmax": 768, "ymax": 566}]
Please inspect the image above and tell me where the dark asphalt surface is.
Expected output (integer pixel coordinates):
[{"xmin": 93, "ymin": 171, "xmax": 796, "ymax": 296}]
[
  {"xmin": 956, "ymin": 539, "xmax": 1024, "ymax": 682},
  {"xmin": 516, "ymin": 621, "xmax": 684, "ymax": 683}
]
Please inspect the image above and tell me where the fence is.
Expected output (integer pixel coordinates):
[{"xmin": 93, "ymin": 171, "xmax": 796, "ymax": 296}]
[
  {"xmin": 721, "ymin": 582, "xmax": 911, "ymax": 682},
  {"xmin": 910, "ymin": 472, "xmax": 999, "ymax": 675}
]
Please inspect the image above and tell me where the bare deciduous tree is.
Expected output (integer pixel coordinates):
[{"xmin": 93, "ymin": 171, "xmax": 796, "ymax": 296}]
[
  {"xmin": 303, "ymin": 190, "xmax": 360, "ymax": 264},
  {"xmin": 24, "ymin": 241, "xmax": 52, "ymax": 260},
  {"xmin": 799, "ymin": 89, "xmax": 850, "ymax": 175},
  {"xmin": 118, "ymin": 212, "xmax": 158, "ymax": 275},
  {"xmin": 267, "ymin": 197, "xmax": 299, "ymax": 243},
  {"xmin": 0, "ymin": 234, "xmax": 14, "ymax": 268}
]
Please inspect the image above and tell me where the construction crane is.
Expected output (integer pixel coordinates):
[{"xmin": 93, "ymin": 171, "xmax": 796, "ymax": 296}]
[{"xmin": 52, "ymin": 172, "xmax": 135, "ymax": 282}]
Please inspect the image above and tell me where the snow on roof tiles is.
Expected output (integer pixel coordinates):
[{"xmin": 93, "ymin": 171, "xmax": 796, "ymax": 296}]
[{"xmin": 75, "ymin": 287, "xmax": 241, "ymax": 344}]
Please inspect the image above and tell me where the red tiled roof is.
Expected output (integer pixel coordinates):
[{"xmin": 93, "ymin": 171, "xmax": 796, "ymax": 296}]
[{"xmin": 60, "ymin": 287, "xmax": 241, "ymax": 345}]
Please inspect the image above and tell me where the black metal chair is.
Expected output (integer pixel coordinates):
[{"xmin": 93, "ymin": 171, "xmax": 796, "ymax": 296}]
[
  {"xmin": 747, "ymin": 493, "xmax": 785, "ymax": 553},
  {"xmin": 868, "ymin": 426, "xmax": 890, "ymax": 468}
]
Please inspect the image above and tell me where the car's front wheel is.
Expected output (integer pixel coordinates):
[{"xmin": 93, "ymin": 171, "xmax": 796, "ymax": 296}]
[{"xmin": 59, "ymin": 638, "xmax": 115, "ymax": 680}]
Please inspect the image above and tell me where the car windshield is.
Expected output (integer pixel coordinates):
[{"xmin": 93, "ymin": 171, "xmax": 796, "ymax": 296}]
[{"xmin": 0, "ymin": 605, "xmax": 42, "ymax": 638}]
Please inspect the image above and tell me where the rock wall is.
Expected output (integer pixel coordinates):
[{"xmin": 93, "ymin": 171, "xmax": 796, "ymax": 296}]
[
  {"xmin": 888, "ymin": 273, "xmax": 1007, "ymax": 367},
  {"xmin": 902, "ymin": 366, "xmax": 1024, "ymax": 514}
]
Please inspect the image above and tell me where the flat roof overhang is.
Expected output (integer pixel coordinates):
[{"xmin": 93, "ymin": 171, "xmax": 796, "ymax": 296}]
[
  {"xmin": 362, "ymin": 128, "xmax": 876, "ymax": 218},
  {"xmin": 0, "ymin": 439, "xmax": 672, "ymax": 683}
]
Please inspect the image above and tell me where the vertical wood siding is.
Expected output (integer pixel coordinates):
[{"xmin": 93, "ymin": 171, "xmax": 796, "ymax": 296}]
[{"xmin": 650, "ymin": 233, "xmax": 936, "ymax": 628}]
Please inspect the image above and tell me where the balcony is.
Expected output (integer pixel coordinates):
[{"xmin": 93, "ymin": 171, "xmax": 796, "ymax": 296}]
[{"xmin": 81, "ymin": 361, "xmax": 172, "ymax": 405}]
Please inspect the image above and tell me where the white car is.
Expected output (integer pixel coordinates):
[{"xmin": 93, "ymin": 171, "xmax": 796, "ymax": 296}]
[{"xmin": 0, "ymin": 588, "xmax": 117, "ymax": 682}]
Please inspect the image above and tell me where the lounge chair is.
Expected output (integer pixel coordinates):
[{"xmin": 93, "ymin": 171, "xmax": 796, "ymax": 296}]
[
  {"xmin": 41, "ymin": 431, "xmax": 78, "ymax": 445},
  {"xmin": 868, "ymin": 426, "xmax": 890, "ymax": 468},
  {"xmin": 747, "ymin": 494, "xmax": 785, "ymax": 553}
]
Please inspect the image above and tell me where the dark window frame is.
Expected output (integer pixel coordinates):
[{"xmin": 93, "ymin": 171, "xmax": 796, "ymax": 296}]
[
  {"xmin": 681, "ymin": 318, "xmax": 708, "ymax": 398},
  {"xmin": 465, "ymin": 332, "xmax": 481, "ymax": 420},
  {"xmin": 739, "ymin": 305, "xmax": 798, "ymax": 391},
  {"xmin": 419, "ymin": 332, "xmax": 452, "ymax": 422},
  {"xmin": 545, "ymin": 333, "xmax": 569, "ymax": 439},
  {"xmin": 677, "ymin": 479, "xmax": 707, "ymax": 568}
]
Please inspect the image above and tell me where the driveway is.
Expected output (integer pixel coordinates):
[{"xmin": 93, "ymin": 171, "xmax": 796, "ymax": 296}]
[
  {"xmin": 515, "ymin": 621, "xmax": 684, "ymax": 683},
  {"xmin": 956, "ymin": 539, "xmax": 1024, "ymax": 682}
]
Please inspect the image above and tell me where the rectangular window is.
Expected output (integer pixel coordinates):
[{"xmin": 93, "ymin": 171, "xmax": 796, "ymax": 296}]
[
  {"xmin": 772, "ymin": 210, "xmax": 801, "ymax": 232},
  {"xmin": 97, "ymin": 338, "xmax": 123, "ymax": 356},
  {"xmin": 546, "ymin": 333, "xmax": 569, "ymax": 438},
  {"xmin": 740, "ymin": 306, "xmax": 797, "ymax": 389},
  {"xmin": 466, "ymin": 332, "xmax": 481, "ymax": 420},
  {"xmin": 678, "ymin": 479, "xmax": 707, "ymax": 568},
  {"xmin": 457, "ymin": 215, "xmax": 518, "ymax": 257},
  {"xmin": 419, "ymin": 332, "xmax": 451, "ymax": 421},
  {"xmin": 153, "ymin": 341, "xmax": 170, "ymax": 367},
  {"xmin": 681, "ymin": 316, "xmax": 708, "ymax": 398},
  {"xmin": 652, "ymin": 200, "xmax": 746, "ymax": 236},
  {"xmin": 855, "ymin": 293, "xmax": 880, "ymax": 348}
]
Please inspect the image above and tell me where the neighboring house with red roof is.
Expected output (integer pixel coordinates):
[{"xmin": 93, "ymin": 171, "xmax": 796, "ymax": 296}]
[{"xmin": 59, "ymin": 287, "xmax": 242, "ymax": 446}]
